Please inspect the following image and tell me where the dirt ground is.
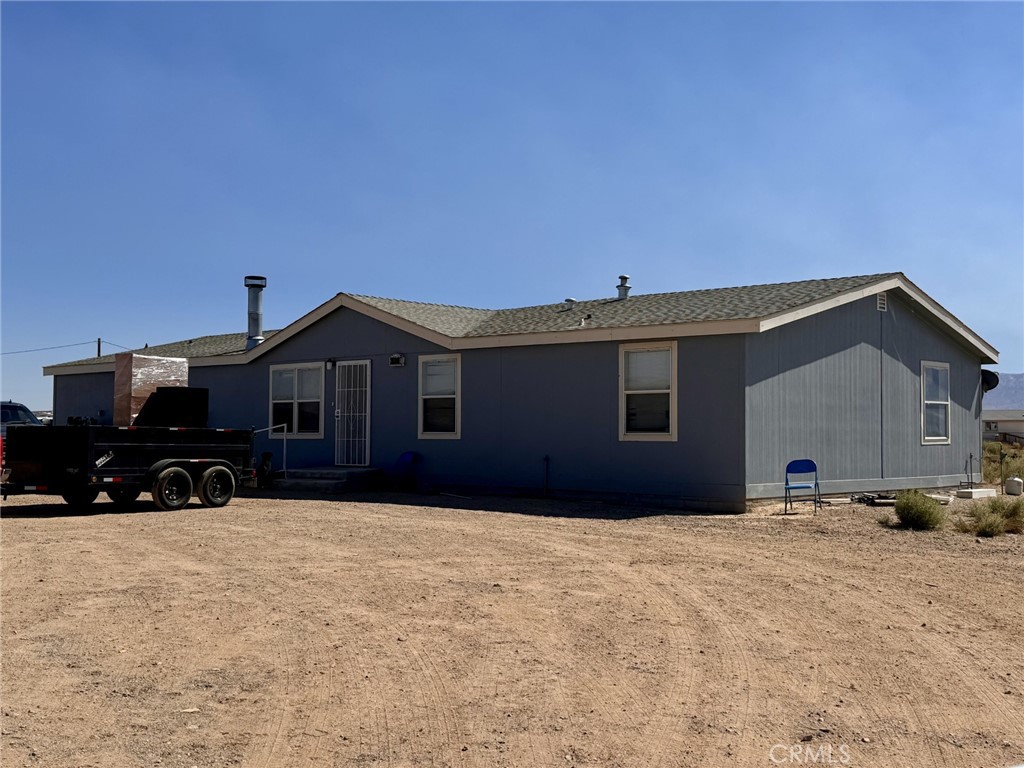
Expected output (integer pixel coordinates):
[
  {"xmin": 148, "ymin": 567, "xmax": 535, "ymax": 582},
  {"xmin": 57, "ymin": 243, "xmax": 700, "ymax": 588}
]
[{"xmin": 2, "ymin": 491, "xmax": 1022, "ymax": 768}]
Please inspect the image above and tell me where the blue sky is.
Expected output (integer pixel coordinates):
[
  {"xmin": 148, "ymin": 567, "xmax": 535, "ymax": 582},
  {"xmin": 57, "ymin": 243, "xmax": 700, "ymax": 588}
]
[{"xmin": 2, "ymin": 2, "xmax": 1021, "ymax": 410}]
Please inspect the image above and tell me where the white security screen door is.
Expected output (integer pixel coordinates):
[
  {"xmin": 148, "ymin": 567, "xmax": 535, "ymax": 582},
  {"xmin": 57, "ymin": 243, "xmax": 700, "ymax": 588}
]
[{"xmin": 335, "ymin": 361, "xmax": 370, "ymax": 466}]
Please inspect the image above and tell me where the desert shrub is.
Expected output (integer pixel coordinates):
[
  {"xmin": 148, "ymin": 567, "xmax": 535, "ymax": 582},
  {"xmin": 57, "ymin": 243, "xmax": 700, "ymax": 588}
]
[
  {"xmin": 957, "ymin": 496, "xmax": 1024, "ymax": 536},
  {"xmin": 1004, "ymin": 497, "xmax": 1024, "ymax": 534},
  {"xmin": 893, "ymin": 490, "xmax": 945, "ymax": 530},
  {"xmin": 988, "ymin": 495, "xmax": 1024, "ymax": 534},
  {"xmin": 952, "ymin": 516, "xmax": 974, "ymax": 533},
  {"xmin": 983, "ymin": 441, "xmax": 1024, "ymax": 484},
  {"xmin": 972, "ymin": 507, "xmax": 1006, "ymax": 537},
  {"xmin": 1006, "ymin": 457, "xmax": 1024, "ymax": 483}
]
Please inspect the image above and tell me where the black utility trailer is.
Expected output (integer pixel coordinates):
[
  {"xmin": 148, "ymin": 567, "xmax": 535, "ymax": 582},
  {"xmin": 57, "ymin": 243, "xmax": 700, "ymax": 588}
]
[{"xmin": 1, "ymin": 388, "xmax": 255, "ymax": 511}]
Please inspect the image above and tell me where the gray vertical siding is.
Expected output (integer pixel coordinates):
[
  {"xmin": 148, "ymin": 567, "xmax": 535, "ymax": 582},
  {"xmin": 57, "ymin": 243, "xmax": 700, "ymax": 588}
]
[
  {"xmin": 880, "ymin": 294, "xmax": 983, "ymax": 482},
  {"xmin": 49, "ymin": 289, "xmax": 985, "ymax": 505},
  {"xmin": 745, "ymin": 298, "xmax": 882, "ymax": 491},
  {"xmin": 745, "ymin": 294, "xmax": 983, "ymax": 497},
  {"xmin": 437, "ymin": 334, "xmax": 747, "ymax": 504},
  {"xmin": 189, "ymin": 309, "xmax": 448, "ymax": 470},
  {"xmin": 192, "ymin": 307, "xmax": 748, "ymax": 507},
  {"xmin": 53, "ymin": 372, "xmax": 115, "ymax": 425}
]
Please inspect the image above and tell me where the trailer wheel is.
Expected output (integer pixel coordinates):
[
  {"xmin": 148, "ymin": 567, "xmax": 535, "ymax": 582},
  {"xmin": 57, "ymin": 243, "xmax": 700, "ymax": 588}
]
[
  {"xmin": 198, "ymin": 466, "xmax": 235, "ymax": 508},
  {"xmin": 62, "ymin": 487, "xmax": 100, "ymax": 509},
  {"xmin": 152, "ymin": 467, "xmax": 193, "ymax": 511},
  {"xmin": 107, "ymin": 487, "xmax": 141, "ymax": 507}
]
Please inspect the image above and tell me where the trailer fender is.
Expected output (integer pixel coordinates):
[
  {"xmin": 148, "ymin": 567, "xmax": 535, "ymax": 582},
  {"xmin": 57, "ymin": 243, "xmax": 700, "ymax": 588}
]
[{"xmin": 144, "ymin": 459, "xmax": 238, "ymax": 488}]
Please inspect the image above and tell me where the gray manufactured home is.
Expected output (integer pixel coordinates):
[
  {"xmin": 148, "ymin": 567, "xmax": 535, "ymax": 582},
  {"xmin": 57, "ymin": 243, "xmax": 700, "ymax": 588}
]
[{"xmin": 45, "ymin": 273, "xmax": 998, "ymax": 511}]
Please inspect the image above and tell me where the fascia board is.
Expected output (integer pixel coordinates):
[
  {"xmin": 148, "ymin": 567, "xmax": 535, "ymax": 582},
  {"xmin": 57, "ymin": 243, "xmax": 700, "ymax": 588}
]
[
  {"xmin": 449, "ymin": 318, "xmax": 761, "ymax": 349},
  {"xmin": 194, "ymin": 312, "xmax": 759, "ymax": 361},
  {"xmin": 51, "ymin": 276, "xmax": 998, "ymax": 373},
  {"xmin": 757, "ymin": 275, "xmax": 998, "ymax": 364},
  {"xmin": 894, "ymin": 276, "xmax": 999, "ymax": 364},
  {"xmin": 43, "ymin": 362, "xmax": 115, "ymax": 376},
  {"xmin": 232, "ymin": 294, "xmax": 349, "ymax": 362},
  {"xmin": 758, "ymin": 277, "xmax": 904, "ymax": 332},
  {"xmin": 338, "ymin": 295, "xmax": 456, "ymax": 349},
  {"xmin": 188, "ymin": 355, "xmax": 248, "ymax": 367}
]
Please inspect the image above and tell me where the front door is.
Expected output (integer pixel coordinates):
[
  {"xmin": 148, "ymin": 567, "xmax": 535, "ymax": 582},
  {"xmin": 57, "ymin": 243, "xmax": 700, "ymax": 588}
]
[{"xmin": 335, "ymin": 360, "xmax": 370, "ymax": 466}]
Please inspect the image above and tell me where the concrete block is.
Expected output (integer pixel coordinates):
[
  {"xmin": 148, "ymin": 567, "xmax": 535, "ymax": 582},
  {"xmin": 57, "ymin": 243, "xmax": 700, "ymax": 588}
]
[{"xmin": 956, "ymin": 488, "xmax": 997, "ymax": 499}]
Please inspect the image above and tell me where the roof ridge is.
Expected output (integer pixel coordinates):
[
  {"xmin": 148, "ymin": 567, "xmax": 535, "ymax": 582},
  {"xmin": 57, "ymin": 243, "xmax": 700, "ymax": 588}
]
[
  {"xmin": 348, "ymin": 293, "xmax": 493, "ymax": 313},
  {"xmin": 485, "ymin": 272, "xmax": 901, "ymax": 312}
]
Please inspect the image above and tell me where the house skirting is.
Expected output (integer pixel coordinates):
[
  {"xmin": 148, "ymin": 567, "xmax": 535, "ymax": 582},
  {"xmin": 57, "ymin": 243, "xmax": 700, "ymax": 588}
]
[{"xmin": 746, "ymin": 473, "xmax": 981, "ymax": 500}]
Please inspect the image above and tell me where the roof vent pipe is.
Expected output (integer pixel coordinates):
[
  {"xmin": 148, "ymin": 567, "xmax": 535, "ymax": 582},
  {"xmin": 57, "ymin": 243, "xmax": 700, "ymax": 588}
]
[
  {"xmin": 244, "ymin": 275, "xmax": 267, "ymax": 351},
  {"xmin": 563, "ymin": 298, "xmax": 577, "ymax": 311},
  {"xmin": 617, "ymin": 275, "xmax": 631, "ymax": 299}
]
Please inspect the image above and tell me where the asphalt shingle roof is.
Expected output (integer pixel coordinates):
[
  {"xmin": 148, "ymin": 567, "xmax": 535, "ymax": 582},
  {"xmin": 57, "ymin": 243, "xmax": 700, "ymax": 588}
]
[
  {"xmin": 352, "ymin": 273, "xmax": 898, "ymax": 338},
  {"xmin": 53, "ymin": 273, "xmax": 899, "ymax": 367},
  {"xmin": 55, "ymin": 331, "xmax": 280, "ymax": 368}
]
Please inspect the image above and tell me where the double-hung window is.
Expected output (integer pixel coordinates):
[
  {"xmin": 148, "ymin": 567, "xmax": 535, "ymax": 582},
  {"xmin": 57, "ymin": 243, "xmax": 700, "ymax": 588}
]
[
  {"xmin": 921, "ymin": 361, "xmax": 950, "ymax": 445},
  {"xmin": 270, "ymin": 363, "xmax": 324, "ymax": 438},
  {"xmin": 620, "ymin": 341, "xmax": 677, "ymax": 441},
  {"xmin": 419, "ymin": 354, "xmax": 460, "ymax": 439}
]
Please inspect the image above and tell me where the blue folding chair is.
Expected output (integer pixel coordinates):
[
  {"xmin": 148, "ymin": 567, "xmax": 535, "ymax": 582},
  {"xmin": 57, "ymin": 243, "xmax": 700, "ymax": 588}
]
[{"xmin": 784, "ymin": 459, "xmax": 822, "ymax": 513}]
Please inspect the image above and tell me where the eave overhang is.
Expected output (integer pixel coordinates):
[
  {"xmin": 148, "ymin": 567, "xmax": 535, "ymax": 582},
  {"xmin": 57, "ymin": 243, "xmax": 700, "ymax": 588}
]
[{"xmin": 43, "ymin": 273, "xmax": 998, "ymax": 377}]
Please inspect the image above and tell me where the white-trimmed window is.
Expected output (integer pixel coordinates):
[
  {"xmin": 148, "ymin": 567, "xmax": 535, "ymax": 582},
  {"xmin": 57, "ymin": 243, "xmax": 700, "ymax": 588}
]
[
  {"xmin": 269, "ymin": 363, "xmax": 324, "ymax": 438},
  {"xmin": 419, "ymin": 354, "xmax": 460, "ymax": 439},
  {"xmin": 921, "ymin": 361, "xmax": 950, "ymax": 445},
  {"xmin": 620, "ymin": 341, "xmax": 677, "ymax": 441}
]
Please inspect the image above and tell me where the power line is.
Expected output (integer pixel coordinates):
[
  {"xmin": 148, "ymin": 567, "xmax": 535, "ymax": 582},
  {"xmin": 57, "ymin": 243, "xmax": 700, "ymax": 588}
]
[
  {"xmin": 1, "ymin": 341, "xmax": 95, "ymax": 356},
  {"xmin": 1, "ymin": 338, "xmax": 138, "ymax": 356},
  {"xmin": 102, "ymin": 340, "xmax": 134, "ymax": 351}
]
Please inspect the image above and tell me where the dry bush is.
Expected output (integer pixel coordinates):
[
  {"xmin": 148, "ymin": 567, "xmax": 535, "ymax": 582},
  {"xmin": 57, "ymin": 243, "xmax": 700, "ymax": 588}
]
[
  {"xmin": 983, "ymin": 442, "xmax": 1024, "ymax": 484},
  {"xmin": 987, "ymin": 495, "xmax": 1024, "ymax": 534},
  {"xmin": 956, "ymin": 495, "xmax": 1024, "ymax": 537},
  {"xmin": 973, "ymin": 507, "xmax": 1006, "ymax": 537},
  {"xmin": 893, "ymin": 490, "xmax": 945, "ymax": 531}
]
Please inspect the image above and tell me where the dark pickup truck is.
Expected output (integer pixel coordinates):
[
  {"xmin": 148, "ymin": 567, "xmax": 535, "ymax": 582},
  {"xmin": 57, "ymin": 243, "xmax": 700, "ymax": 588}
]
[{"xmin": 1, "ymin": 388, "xmax": 255, "ymax": 511}]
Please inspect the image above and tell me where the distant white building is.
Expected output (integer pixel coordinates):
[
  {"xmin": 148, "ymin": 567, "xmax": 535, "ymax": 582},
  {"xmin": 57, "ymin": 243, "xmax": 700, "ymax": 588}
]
[{"xmin": 983, "ymin": 410, "xmax": 1024, "ymax": 442}]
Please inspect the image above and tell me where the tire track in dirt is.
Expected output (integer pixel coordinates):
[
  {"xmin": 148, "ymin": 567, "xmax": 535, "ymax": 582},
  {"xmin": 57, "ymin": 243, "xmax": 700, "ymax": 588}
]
[
  {"xmin": 469, "ymin": 525, "xmax": 703, "ymax": 765},
  {"xmin": 395, "ymin": 620, "xmax": 467, "ymax": 768},
  {"xmin": 835, "ymin": 583, "xmax": 1021, "ymax": 766},
  {"xmin": 510, "ymin": 569, "xmax": 651, "ymax": 765},
  {"xmin": 685, "ymin": 542, "xmax": 946, "ymax": 766},
  {"xmin": 247, "ymin": 638, "xmax": 292, "ymax": 768},
  {"xmin": 123, "ymin": 525, "xmax": 350, "ymax": 768},
  {"xmin": 622, "ymin": 529, "xmax": 928, "ymax": 766},
  {"xmin": 605, "ymin": 563, "xmax": 698, "ymax": 768},
  {"xmin": 6, "ymin": 496, "xmax": 1022, "ymax": 768},
  {"xmin": 693, "ymin": 533, "xmax": 1015, "ymax": 767}
]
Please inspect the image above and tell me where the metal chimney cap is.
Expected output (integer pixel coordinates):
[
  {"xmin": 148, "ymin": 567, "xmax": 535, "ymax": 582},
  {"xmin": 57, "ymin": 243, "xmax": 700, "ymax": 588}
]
[
  {"xmin": 616, "ymin": 275, "xmax": 631, "ymax": 299},
  {"xmin": 244, "ymin": 275, "xmax": 267, "ymax": 288}
]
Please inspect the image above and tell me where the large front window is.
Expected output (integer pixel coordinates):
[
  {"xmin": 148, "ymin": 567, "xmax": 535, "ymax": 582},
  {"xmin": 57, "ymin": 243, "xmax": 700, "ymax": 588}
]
[
  {"xmin": 419, "ymin": 354, "xmax": 460, "ymax": 439},
  {"xmin": 620, "ymin": 341, "xmax": 677, "ymax": 441},
  {"xmin": 270, "ymin": 363, "xmax": 324, "ymax": 437},
  {"xmin": 921, "ymin": 361, "xmax": 950, "ymax": 444}
]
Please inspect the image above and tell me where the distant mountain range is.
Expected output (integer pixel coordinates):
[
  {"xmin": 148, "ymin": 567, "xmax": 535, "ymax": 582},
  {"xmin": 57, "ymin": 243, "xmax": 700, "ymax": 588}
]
[{"xmin": 984, "ymin": 372, "xmax": 1024, "ymax": 409}]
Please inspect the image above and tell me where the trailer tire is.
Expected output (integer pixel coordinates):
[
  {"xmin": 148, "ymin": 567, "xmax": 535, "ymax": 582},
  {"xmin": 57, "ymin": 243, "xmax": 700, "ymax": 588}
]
[
  {"xmin": 152, "ymin": 467, "xmax": 193, "ymax": 511},
  {"xmin": 198, "ymin": 466, "xmax": 235, "ymax": 508},
  {"xmin": 62, "ymin": 487, "xmax": 100, "ymax": 509},
  {"xmin": 107, "ymin": 487, "xmax": 141, "ymax": 507}
]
